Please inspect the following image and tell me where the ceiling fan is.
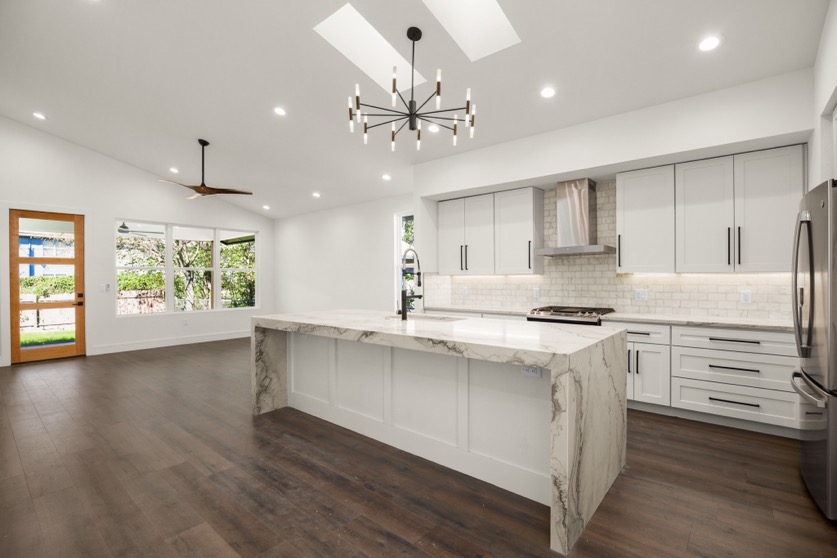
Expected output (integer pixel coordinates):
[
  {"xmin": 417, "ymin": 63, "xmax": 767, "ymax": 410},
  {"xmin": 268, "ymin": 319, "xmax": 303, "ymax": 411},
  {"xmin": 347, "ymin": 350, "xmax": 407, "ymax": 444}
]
[
  {"xmin": 117, "ymin": 222, "xmax": 162, "ymax": 236},
  {"xmin": 158, "ymin": 139, "xmax": 253, "ymax": 199}
]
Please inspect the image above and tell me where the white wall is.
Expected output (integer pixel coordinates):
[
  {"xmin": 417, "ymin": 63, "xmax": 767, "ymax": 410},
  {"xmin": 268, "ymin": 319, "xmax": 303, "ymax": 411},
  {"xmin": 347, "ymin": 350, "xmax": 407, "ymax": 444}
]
[
  {"xmin": 413, "ymin": 69, "xmax": 814, "ymax": 270},
  {"xmin": 275, "ymin": 194, "xmax": 412, "ymax": 314},
  {"xmin": 811, "ymin": 0, "xmax": 837, "ymax": 186},
  {"xmin": 0, "ymin": 115, "xmax": 275, "ymax": 364}
]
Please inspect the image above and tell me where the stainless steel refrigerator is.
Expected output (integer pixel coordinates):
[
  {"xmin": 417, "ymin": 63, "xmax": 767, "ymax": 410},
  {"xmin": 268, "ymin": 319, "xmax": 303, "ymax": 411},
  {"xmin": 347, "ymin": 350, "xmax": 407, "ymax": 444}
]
[{"xmin": 791, "ymin": 178, "xmax": 837, "ymax": 520}]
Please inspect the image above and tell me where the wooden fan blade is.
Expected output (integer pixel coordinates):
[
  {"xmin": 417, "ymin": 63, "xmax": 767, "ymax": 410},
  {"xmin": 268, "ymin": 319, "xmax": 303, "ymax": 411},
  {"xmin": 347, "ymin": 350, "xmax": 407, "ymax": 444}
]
[
  {"xmin": 158, "ymin": 178, "xmax": 199, "ymax": 191},
  {"xmin": 204, "ymin": 187, "xmax": 253, "ymax": 196}
]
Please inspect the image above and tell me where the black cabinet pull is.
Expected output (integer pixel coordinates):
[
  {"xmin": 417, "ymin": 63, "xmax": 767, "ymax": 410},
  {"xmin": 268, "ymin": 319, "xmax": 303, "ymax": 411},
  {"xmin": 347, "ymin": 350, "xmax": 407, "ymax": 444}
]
[
  {"xmin": 465, "ymin": 245, "xmax": 468, "ymax": 270},
  {"xmin": 627, "ymin": 349, "xmax": 632, "ymax": 374},
  {"xmin": 618, "ymin": 234, "xmax": 621, "ymax": 267},
  {"xmin": 627, "ymin": 331, "xmax": 651, "ymax": 336},
  {"xmin": 708, "ymin": 396, "xmax": 760, "ymax": 408},
  {"xmin": 708, "ymin": 337, "xmax": 760, "ymax": 345},
  {"xmin": 460, "ymin": 245, "xmax": 463, "ymax": 270},
  {"xmin": 635, "ymin": 350, "xmax": 640, "ymax": 375},
  {"xmin": 737, "ymin": 226, "xmax": 741, "ymax": 265},
  {"xmin": 727, "ymin": 227, "xmax": 732, "ymax": 265},
  {"xmin": 708, "ymin": 364, "xmax": 760, "ymax": 374},
  {"xmin": 528, "ymin": 240, "xmax": 532, "ymax": 269}
]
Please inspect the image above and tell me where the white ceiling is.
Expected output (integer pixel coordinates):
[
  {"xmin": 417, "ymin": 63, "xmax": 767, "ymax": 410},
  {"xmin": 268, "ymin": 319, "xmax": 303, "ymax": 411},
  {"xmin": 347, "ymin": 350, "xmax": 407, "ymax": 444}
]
[{"xmin": 0, "ymin": 0, "xmax": 828, "ymax": 217}]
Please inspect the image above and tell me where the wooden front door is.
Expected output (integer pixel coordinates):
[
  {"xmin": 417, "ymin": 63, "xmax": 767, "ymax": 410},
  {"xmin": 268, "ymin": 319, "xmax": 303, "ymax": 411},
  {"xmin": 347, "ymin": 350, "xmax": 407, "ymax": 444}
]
[{"xmin": 9, "ymin": 210, "xmax": 85, "ymax": 363}]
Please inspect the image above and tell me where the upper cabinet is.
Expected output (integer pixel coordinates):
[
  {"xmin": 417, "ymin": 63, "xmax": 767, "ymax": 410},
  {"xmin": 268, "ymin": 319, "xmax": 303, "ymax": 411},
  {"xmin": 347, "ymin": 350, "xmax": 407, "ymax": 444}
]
[
  {"xmin": 616, "ymin": 165, "xmax": 676, "ymax": 273},
  {"xmin": 438, "ymin": 193, "xmax": 495, "ymax": 275},
  {"xmin": 675, "ymin": 156, "xmax": 735, "ymax": 272},
  {"xmin": 673, "ymin": 145, "xmax": 804, "ymax": 273},
  {"xmin": 494, "ymin": 188, "xmax": 544, "ymax": 275},
  {"xmin": 733, "ymin": 145, "xmax": 804, "ymax": 272}
]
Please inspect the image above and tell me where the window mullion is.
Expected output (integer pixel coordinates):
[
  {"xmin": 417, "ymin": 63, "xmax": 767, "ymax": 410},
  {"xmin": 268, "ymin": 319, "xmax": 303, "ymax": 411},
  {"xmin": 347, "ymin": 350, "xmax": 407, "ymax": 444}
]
[
  {"xmin": 165, "ymin": 224, "xmax": 174, "ymax": 313},
  {"xmin": 213, "ymin": 228, "xmax": 221, "ymax": 310}
]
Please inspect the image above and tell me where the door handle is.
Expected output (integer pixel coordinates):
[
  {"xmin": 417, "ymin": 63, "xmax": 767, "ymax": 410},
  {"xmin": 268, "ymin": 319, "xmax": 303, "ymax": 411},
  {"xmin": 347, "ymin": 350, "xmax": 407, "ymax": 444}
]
[
  {"xmin": 708, "ymin": 337, "xmax": 760, "ymax": 345},
  {"xmin": 737, "ymin": 226, "xmax": 741, "ymax": 265},
  {"xmin": 528, "ymin": 240, "xmax": 532, "ymax": 269},
  {"xmin": 465, "ymin": 245, "xmax": 468, "ymax": 271},
  {"xmin": 627, "ymin": 349, "xmax": 631, "ymax": 374},
  {"xmin": 792, "ymin": 210, "xmax": 814, "ymax": 358},
  {"xmin": 727, "ymin": 227, "xmax": 731, "ymax": 266},
  {"xmin": 635, "ymin": 350, "xmax": 640, "ymax": 375},
  {"xmin": 75, "ymin": 301, "xmax": 84, "ymax": 307},
  {"xmin": 708, "ymin": 396, "xmax": 760, "ymax": 409},
  {"xmin": 617, "ymin": 234, "xmax": 621, "ymax": 267},
  {"xmin": 460, "ymin": 245, "xmax": 464, "ymax": 271},
  {"xmin": 708, "ymin": 364, "xmax": 760, "ymax": 374},
  {"xmin": 791, "ymin": 372, "xmax": 828, "ymax": 409}
]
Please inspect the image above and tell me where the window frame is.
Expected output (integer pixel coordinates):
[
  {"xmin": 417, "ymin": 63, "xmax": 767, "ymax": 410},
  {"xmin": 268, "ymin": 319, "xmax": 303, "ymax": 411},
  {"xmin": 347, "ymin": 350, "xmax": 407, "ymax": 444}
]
[{"xmin": 114, "ymin": 219, "xmax": 259, "ymax": 317}]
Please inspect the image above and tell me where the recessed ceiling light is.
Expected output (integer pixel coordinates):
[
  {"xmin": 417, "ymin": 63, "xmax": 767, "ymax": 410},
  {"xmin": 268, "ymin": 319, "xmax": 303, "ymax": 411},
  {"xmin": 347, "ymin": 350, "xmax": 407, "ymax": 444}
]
[
  {"xmin": 428, "ymin": 124, "xmax": 440, "ymax": 133},
  {"xmin": 32, "ymin": 112, "xmax": 47, "ymax": 120},
  {"xmin": 312, "ymin": 192, "xmax": 321, "ymax": 198},
  {"xmin": 698, "ymin": 35, "xmax": 721, "ymax": 52},
  {"xmin": 169, "ymin": 167, "xmax": 179, "ymax": 174},
  {"xmin": 540, "ymin": 87, "xmax": 556, "ymax": 98},
  {"xmin": 262, "ymin": 205, "xmax": 270, "ymax": 210},
  {"xmin": 382, "ymin": 174, "xmax": 392, "ymax": 181},
  {"xmin": 273, "ymin": 106, "xmax": 286, "ymax": 116}
]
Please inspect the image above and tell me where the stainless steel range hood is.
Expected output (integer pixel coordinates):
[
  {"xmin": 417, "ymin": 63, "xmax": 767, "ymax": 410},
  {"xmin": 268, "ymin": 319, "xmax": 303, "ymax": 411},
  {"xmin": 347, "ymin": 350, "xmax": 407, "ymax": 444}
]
[{"xmin": 535, "ymin": 178, "xmax": 616, "ymax": 257}]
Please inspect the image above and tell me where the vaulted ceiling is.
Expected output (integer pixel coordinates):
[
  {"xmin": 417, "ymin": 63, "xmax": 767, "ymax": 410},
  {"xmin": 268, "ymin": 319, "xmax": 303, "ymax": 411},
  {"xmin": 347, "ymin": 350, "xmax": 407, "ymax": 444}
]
[{"xmin": 0, "ymin": 0, "xmax": 828, "ymax": 216}]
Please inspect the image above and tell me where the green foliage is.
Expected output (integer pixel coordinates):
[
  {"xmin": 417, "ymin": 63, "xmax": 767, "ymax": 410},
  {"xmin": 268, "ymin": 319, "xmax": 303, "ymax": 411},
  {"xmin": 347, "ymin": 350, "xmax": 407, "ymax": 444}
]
[
  {"xmin": 117, "ymin": 271, "xmax": 164, "ymax": 291},
  {"xmin": 221, "ymin": 239, "xmax": 256, "ymax": 268},
  {"xmin": 174, "ymin": 269, "xmax": 212, "ymax": 311},
  {"xmin": 19, "ymin": 276, "xmax": 74, "ymax": 299},
  {"xmin": 402, "ymin": 216, "xmax": 414, "ymax": 245},
  {"xmin": 222, "ymin": 271, "xmax": 255, "ymax": 307},
  {"xmin": 20, "ymin": 330, "xmax": 76, "ymax": 347},
  {"xmin": 116, "ymin": 236, "xmax": 165, "ymax": 267}
]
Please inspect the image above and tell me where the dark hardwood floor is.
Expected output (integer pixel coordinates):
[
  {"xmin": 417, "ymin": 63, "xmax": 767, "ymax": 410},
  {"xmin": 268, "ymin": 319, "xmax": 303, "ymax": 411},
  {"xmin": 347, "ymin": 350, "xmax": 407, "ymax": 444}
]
[{"xmin": 1, "ymin": 338, "xmax": 835, "ymax": 557}]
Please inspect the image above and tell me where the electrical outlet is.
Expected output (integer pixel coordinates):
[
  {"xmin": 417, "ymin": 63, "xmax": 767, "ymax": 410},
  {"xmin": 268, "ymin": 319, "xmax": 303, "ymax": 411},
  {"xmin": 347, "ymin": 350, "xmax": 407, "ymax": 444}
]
[
  {"xmin": 740, "ymin": 290, "xmax": 752, "ymax": 304},
  {"xmin": 522, "ymin": 366, "xmax": 542, "ymax": 378},
  {"xmin": 635, "ymin": 289, "xmax": 648, "ymax": 301},
  {"xmin": 462, "ymin": 287, "xmax": 469, "ymax": 297},
  {"xmin": 182, "ymin": 318, "xmax": 189, "ymax": 326},
  {"xmin": 533, "ymin": 287, "xmax": 540, "ymax": 300}
]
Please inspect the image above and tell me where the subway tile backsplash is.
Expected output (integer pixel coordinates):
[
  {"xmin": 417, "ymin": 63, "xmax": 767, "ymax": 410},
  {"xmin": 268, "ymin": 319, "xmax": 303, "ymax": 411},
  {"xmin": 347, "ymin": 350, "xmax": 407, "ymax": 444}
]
[{"xmin": 423, "ymin": 180, "xmax": 792, "ymax": 320}]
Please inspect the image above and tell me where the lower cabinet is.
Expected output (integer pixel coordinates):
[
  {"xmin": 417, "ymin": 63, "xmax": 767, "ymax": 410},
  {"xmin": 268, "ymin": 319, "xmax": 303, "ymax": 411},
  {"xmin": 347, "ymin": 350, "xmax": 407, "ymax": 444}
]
[{"xmin": 628, "ymin": 342, "xmax": 671, "ymax": 406}]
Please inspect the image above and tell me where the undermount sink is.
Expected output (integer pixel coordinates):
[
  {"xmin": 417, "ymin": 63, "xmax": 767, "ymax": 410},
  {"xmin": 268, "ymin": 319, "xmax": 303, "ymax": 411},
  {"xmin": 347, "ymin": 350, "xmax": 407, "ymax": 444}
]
[{"xmin": 386, "ymin": 314, "xmax": 465, "ymax": 322}]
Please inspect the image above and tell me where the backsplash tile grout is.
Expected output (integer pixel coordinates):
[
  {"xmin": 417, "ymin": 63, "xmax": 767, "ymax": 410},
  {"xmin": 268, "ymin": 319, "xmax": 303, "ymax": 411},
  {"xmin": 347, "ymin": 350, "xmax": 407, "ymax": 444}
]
[{"xmin": 424, "ymin": 180, "xmax": 792, "ymax": 320}]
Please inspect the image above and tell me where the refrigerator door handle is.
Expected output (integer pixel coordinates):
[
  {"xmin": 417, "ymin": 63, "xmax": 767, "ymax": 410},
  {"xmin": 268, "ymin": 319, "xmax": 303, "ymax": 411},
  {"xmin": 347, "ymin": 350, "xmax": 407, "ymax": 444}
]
[
  {"xmin": 792, "ymin": 210, "xmax": 814, "ymax": 358},
  {"xmin": 791, "ymin": 371, "xmax": 828, "ymax": 409}
]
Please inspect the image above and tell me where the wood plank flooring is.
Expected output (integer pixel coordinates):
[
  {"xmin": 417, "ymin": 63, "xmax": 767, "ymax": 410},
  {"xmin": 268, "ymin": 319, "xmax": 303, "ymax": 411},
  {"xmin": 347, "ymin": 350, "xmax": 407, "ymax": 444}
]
[{"xmin": 0, "ymin": 338, "xmax": 834, "ymax": 557}]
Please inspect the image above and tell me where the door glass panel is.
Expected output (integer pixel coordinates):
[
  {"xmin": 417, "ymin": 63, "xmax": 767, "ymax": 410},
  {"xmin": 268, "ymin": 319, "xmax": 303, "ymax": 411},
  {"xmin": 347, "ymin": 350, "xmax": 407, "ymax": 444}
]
[
  {"xmin": 20, "ymin": 308, "xmax": 75, "ymax": 349},
  {"xmin": 117, "ymin": 269, "xmax": 166, "ymax": 314},
  {"xmin": 18, "ymin": 218, "xmax": 74, "ymax": 258},
  {"xmin": 19, "ymin": 264, "xmax": 75, "ymax": 304}
]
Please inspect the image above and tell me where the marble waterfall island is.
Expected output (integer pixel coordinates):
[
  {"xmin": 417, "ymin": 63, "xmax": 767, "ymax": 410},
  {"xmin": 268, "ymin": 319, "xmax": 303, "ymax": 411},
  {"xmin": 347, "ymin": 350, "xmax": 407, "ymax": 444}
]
[{"xmin": 251, "ymin": 310, "xmax": 627, "ymax": 555}]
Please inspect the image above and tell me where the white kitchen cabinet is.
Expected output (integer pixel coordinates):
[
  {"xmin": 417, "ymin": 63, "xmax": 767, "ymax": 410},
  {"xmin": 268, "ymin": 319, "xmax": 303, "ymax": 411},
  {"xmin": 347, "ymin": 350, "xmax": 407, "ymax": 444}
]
[
  {"xmin": 494, "ymin": 187, "xmax": 544, "ymax": 275},
  {"xmin": 437, "ymin": 194, "xmax": 495, "ymax": 275},
  {"xmin": 733, "ymin": 145, "xmax": 804, "ymax": 272},
  {"xmin": 616, "ymin": 165, "xmax": 675, "ymax": 273},
  {"xmin": 629, "ymin": 342, "xmax": 671, "ymax": 406},
  {"xmin": 675, "ymin": 156, "xmax": 735, "ymax": 272},
  {"xmin": 437, "ymin": 198, "xmax": 466, "ymax": 275}
]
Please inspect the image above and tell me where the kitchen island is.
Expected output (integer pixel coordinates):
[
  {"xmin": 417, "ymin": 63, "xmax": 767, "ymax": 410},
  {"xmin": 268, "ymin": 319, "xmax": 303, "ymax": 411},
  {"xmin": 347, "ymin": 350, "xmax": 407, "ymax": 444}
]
[{"xmin": 251, "ymin": 310, "xmax": 627, "ymax": 555}]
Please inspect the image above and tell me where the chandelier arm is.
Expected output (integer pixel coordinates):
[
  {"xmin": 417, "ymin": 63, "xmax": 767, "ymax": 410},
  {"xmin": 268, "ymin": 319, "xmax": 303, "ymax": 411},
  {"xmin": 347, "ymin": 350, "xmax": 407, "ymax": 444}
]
[
  {"xmin": 396, "ymin": 89, "xmax": 410, "ymax": 110},
  {"xmin": 394, "ymin": 119, "xmax": 409, "ymax": 137},
  {"xmin": 416, "ymin": 115, "xmax": 461, "ymax": 122},
  {"xmin": 417, "ymin": 117, "xmax": 454, "ymax": 131},
  {"xmin": 359, "ymin": 103, "xmax": 408, "ymax": 115},
  {"xmin": 366, "ymin": 116, "xmax": 409, "ymax": 130},
  {"xmin": 364, "ymin": 113, "xmax": 411, "ymax": 117},
  {"xmin": 418, "ymin": 106, "xmax": 468, "ymax": 116},
  {"xmin": 416, "ymin": 91, "xmax": 438, "ymax": 113}
]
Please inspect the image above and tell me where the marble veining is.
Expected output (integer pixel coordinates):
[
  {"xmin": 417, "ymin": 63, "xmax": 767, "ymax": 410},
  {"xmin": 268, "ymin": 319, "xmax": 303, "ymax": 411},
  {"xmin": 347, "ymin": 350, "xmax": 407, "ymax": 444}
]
[{"xmin": 251, "ymin": 310, "xmax": 627, "ymax": 556}]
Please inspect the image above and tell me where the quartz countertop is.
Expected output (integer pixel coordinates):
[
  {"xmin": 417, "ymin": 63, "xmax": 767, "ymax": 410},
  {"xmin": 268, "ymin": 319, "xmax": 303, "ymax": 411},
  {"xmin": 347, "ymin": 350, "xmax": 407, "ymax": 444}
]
[
  {"xmin": 424, "ymin": 305, "xmax": 529, "ymax": 316},
  {"xmin": 253, "ymin": 309, "xmax": 624, "ymax": 369},
  {"xmin": 602, "ymin": 312, "xmax": 794, "ymax": 333}
]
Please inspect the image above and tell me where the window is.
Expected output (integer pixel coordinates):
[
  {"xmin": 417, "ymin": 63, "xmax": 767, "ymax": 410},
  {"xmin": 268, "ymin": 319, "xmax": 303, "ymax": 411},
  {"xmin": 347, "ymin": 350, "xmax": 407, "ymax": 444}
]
[
  {"xmin": 116, "ymin": 221, "xmax": 166, "ymax": 315},
  {"xmin": 173, "ymin": 226, "xmax": 214, "ymax": 311},
  {"xmin": 115, "ymin": 221, "xmax": 257, "ymax": 315},
  {"xmin": 220, "ymin": 231, "xmax": 256, "ymax": 308},
  {"xmin": 395, "ymin": 212, "xmax": 418, "ymax": 313}
]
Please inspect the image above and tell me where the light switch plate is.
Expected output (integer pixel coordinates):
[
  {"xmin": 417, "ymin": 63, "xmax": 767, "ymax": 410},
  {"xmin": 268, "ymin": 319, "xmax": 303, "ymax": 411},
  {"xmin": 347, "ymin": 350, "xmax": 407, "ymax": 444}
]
[
  {"xmin": 522, "ymin": 366, "xmax": 542, "ymax": 378},
  {"xmin": 462, "ymin": 287, "xmax": 468, "ymax": 297},
  {"xmin": 740, "ymin": 290, "xmax": 752, "ymax": 304},
  {"xmin": 635, "ymin": 289, "xmax": 648, "ymax": 301},
  {"xmin": 533, "ymin": 287, "xmax": 540, "ymax": 300}
]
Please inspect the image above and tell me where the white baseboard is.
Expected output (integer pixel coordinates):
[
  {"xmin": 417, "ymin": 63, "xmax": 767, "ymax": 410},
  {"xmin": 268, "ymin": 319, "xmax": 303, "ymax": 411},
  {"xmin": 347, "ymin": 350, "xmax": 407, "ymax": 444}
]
[
  {"xmin": 87, "ymin": 330, "xmax": 249, "ymax": 355},
  {"xmin": 627, "ymin": 400, "xmax": 804, "ymax": 440}
]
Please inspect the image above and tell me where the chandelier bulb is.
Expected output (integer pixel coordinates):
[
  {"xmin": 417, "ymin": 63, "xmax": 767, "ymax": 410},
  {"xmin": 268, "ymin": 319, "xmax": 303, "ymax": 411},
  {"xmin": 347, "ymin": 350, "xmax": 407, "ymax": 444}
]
[
  {"xmin": 453, "ymin": 114, "xmax": 458, "ymax": 146},
  {"xmin": 363, "ymin": 115, "xmax": 368, "ymax": 145},
  {"xmin": 436, "ymin": 69, "xmax": 442, "ymax": 110},
  {"xmin": 416, "ymin": 120, "xmax": 421, "ymax": 151},
  {"xmin": 391, "ymin": 122, "xmax": 396, "ymax": 152},
  {"xmin": 392, "ymin": 66, "xmax": 397, "ymax": 108},
  {"xmin": 470, "ymin": 104, "xmax": 476, "ymax": 139}
]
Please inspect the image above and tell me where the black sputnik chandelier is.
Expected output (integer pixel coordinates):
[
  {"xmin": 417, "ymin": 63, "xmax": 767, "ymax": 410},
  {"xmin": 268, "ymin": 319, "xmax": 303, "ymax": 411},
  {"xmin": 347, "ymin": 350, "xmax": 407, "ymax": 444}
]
[{"xmin": 348, "ymin": 26, "xmax": 475, "ymax": 151}]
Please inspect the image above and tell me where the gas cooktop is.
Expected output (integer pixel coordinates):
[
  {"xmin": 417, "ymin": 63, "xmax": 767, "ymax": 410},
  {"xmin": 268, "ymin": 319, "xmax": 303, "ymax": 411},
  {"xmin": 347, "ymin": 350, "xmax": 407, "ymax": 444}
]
[{"xmin": 527, "ymin": 305, "xmax": 615, "ymax": 325}]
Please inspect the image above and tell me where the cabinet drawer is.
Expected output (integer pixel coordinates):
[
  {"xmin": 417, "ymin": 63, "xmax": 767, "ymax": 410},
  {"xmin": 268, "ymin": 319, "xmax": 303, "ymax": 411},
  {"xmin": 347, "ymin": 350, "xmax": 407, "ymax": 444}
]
[
  {"xmin": 606, "ymin": 321, "xmax": 670, "ymax": 345},
  {"xmin": 671, "ymin": 377, "xmax": 810, "ymax": 429},
  {"xmin": 671, "ymin": 326, "xmax": 796, "ymax": 356},
  {"xmin": 671, "ymin": 347, "xmax": 798, "ymax": 392}
]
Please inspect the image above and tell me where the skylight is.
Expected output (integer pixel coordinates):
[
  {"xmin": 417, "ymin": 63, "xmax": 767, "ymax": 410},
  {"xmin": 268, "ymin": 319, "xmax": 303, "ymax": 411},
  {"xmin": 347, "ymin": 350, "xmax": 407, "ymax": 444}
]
[
  {"xmin": 315, "ymin": 3, "xmax": 426, "ymax": 93},
  {"xmin": 421, "ymin": 0, "xmax": 521, "ymax": 61}
]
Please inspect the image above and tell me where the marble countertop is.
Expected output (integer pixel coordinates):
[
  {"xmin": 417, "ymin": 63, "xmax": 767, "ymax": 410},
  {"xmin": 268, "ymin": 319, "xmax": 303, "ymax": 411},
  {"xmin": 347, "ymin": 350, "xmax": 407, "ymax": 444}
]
[
  {"xmin": 424, "ymin": 305, "xmax": 529, "ymax": 316},
  {"xmin": 602, "ymin": 312, "xmax": 794, "ymax": 333},
  {"xmin": 253, "ymin": 309, "xmax": 624, "ymax": 369}
]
